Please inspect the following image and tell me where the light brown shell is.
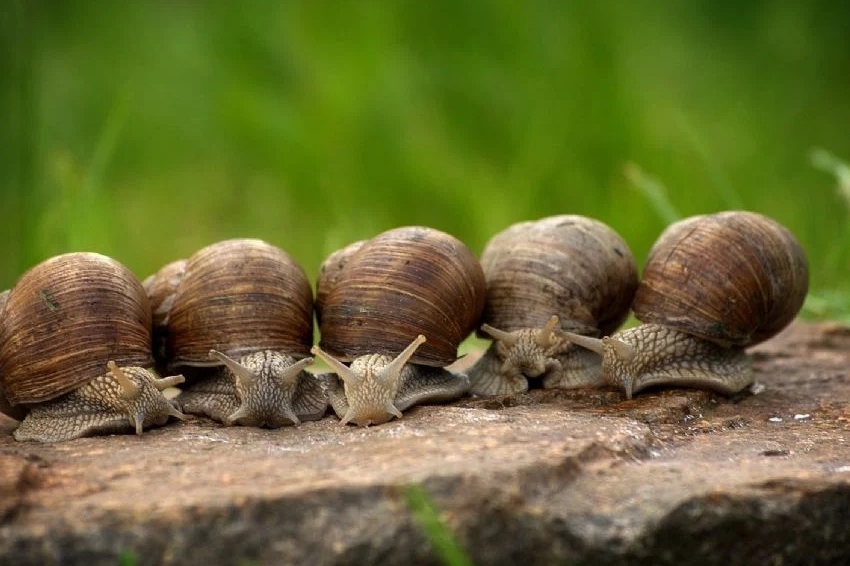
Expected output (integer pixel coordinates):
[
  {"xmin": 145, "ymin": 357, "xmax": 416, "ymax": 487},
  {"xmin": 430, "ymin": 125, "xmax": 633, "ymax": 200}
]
[
  {"xmin": 318, "ymin": 226, "xmax": 487, "ymax": 366},
  {"xmin": 633, "ymin": 211, "xmax": 809, "ymax": 347},
  {"xmin": 162, "ymin": 239, "xmax": 314, "ymax": 366},
  {"xmin": 0, "ymin": 253, "xmax": 154, "ymax": 405},
  {"xmin": 479, "ymin": 215, "xmax": 638, "ymax": 336},
  {"xmin": 142, "ymin": 258, "xmax": 187, "ymax": 329},
  {"xmin": 315, "ymin": 239, "xmax": 365, "ymax": 325}
]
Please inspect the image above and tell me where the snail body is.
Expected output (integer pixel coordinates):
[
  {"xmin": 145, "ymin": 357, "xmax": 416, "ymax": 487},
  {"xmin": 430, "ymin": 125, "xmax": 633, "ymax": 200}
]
[
  {"xmin": 563, "ymin": 211, "xmax": 809, "ymax": 398},
  {"xmin": 145, "ymin": 239, "xmax": 326, "ymax": 427},
  {"xmin": 0, "ymin": 253, "xmax": 185, "ymax": 442},
  {"xmin": 467, "ymin": 215, "xmax": 638, "ymax": 396},
  {"xmin": 312, "ymin": 226, "xmax": 486, "ymax": 426}
]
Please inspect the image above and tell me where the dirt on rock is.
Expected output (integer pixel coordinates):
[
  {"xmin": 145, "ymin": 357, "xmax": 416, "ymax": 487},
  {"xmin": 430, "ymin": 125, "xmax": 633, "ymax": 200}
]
[{"xmin": 1, "ymin": 321, "xmax": 849, "ymax": 566}]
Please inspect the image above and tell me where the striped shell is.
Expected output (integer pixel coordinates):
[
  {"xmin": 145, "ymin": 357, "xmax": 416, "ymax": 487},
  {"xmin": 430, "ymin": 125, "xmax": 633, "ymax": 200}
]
[
  {"xmin": 317, "ymin": 226, "xmax": 486, "ymax": 366},
  {"xmin": 479, "ymin": 215, "xmax": 638, "ymax": 336},
  {"xmin": 0, "ymin": 253, "xmax": 153, "ymax": 405},
  {"xmin": 634, "ymin": 211, "xmax": 809, "ymax": 347},
  {"xmin": 149, "ymin": 239, "xmax": 314, "ymax": 367}
]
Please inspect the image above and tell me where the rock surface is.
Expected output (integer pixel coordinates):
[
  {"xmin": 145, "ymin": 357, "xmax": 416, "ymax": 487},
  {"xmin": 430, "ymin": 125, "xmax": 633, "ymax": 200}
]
[{"xmin": 1, "ymin": 321, "xmax": 850, "ymax": 566}]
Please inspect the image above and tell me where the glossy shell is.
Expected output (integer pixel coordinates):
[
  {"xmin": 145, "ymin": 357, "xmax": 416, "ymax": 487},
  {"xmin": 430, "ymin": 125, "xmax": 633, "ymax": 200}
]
[
  {"xmin": 0, "ymin": 253, "xmax": 154, "ymax": 405},
  {"xmin": 315, "ymin": 239, "xmax": 365, "ymax": 325},
  {"xmin": 162, "ymin": 239, "xmax": 314, "ymax": 366},
  {"xmin": 480, "ymin": 215, "xmax": 638, "ymax": 336},
  {"xmin": 318, "ymin": 226, "xmax": 487, "ymax": 366},
  {"xmin": 633, "ymin": 211, "xmax": 809, "ymax": 347}
]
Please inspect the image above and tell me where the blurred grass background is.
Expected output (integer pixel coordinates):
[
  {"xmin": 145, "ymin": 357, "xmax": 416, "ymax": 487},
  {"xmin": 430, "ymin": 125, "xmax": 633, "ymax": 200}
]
[{"xmin": 2, "ymin": 0, "xmax": 849, "ymax": 319}]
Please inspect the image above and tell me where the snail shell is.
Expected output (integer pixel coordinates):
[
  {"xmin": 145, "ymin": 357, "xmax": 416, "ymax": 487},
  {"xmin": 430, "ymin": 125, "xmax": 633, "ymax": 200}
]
[
  {"xmin": 563, "ymin": 211, "xmax": 809, "ymax": 398},
  {"xmin": 146, "ymin": 239, "xmax": 326, "ymax": 427},
  {"xmin": 633, "ymin": 211, "xmax": 808, "ymax": 348},
  {"xmin": 317, "ymin": 226, "xmax": 486, "ymax": 367},
  {"xmin": 0, "ymin": 252, "xmax": 184, "ymax": 442},
  {"xmin": 468, "ymin": 215, "xmax": 638, "ymax": 396},
  {"xmin": 312, "ymin": 226, "xmax": 486, "ymax": 426}
]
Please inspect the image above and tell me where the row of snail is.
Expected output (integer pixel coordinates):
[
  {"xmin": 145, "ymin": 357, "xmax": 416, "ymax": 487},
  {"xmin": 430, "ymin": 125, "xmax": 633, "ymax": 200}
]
[{"xmin": 0, "ymin": 211, "xmax": 809, "ymax": 443}]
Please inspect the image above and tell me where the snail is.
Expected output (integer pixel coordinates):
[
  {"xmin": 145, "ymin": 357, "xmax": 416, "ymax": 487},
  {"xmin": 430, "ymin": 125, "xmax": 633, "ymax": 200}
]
[
  {"xmin": 0, "ymin": 252, "xmax": 186, "ymax": 443},
  {"xmin": 562, "ymin": 211, "xmax": 809, "ymax": 398},
  {"xmin": 467, "ymin": 215, "xmax": 638, "ymax": 396},
  {"xmin": 311, "ymin": 226, "xmax": 487, "ymax": 426},
  {"xmin": 144, "ymin": 238, "xmax": 327, "ymax": 427}
]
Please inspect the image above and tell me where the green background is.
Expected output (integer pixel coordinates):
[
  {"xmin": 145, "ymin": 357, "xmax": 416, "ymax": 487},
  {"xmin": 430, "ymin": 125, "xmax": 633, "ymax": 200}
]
[{"xmin": 2, "ymin": 0, "xmax": 849, "ymax": 319}]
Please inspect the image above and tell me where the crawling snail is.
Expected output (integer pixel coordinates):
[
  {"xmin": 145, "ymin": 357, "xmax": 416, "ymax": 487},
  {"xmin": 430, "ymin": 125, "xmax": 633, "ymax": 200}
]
[
  {"xmin": 562, "ymin": 211, "xmax": 809, "ymax": 398},
  {"xmin": 0, "ymin": 253, "xmax": 185, "ymax": 443},
  {"xmin": 144, "ymin": 238, "xmax": 327, "ymax": 427},
  {"xmin": 312, "ymin": 226, "xmax": 486, "ymax": 426},
  {"xmin": 467, "ymin": 215, "xmax": 638, "ymax": 396}
]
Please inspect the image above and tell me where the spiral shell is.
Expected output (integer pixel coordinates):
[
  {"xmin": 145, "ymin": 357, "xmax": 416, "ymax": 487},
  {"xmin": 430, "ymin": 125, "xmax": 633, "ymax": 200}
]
[
  {"xmin": 158, "ymin": 238, "xmax": 314, "ymax": 367},
  {"xmin": 479, "ymin": 215, "xmax": 638, "ymax": 336},
  {"xmin": 0, "ymin": 253, "xmax": 154, "ymax": 405},
  {"xmin": 633, "ymin": 211, "xmax": 809, "ymax": 347},
  {"xmin": 315, "ymin": 239, "xmax": 365, "ymax": 325},
  {"xmin": 318, "ymin": 226, "xmax": 486, "ymax": 366}
]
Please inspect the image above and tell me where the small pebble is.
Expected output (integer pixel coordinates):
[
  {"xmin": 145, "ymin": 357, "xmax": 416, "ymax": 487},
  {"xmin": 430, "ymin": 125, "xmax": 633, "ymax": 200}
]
[
  {"xmin": 794, "ymin": 414, "xmax": 811, "ymax": 420},
  {"xmin": 768, "ymin": 417, "xmax": 783, "ymax": 423}
]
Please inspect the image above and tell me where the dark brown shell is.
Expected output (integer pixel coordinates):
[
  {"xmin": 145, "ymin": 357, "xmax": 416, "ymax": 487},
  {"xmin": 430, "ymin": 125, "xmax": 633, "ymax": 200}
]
[
  {"xmin": 0, "ymin": 253, "xmax": 153, "ymax": 405},
  {"xmin": 633, "ymin": 211, "xmax": 809, "ymax": 347},
  {"xmin": 479, "ymin": 215, "xmax": 638, "ymax": 336},
  {"xmin": 318, "ymin": 226, "xmax": 487, "ymax": 366},
  {"xmin": 165, "ymin": 239, "xmax": 314, "ymax": 366},
  {"xmin": 315, "ymin": 239, "xmax": 365, "ymax": 325}
]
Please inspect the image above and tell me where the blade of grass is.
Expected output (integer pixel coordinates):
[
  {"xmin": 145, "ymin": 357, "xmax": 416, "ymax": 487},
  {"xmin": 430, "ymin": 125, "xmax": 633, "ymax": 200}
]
[
  {"xmin": 404, "ymin": 484, "xmax": 473, "ymax": 566},
  {"xmin": 624, "ymin": 162, "xmax": 681, "ymax": 224}
]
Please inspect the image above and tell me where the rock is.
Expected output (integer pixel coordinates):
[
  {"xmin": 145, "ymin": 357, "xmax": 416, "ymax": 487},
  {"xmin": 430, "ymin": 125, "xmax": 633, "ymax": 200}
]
[{"xmin": 1, "ymin": 321, "xmax": 850, "ymax": 566}]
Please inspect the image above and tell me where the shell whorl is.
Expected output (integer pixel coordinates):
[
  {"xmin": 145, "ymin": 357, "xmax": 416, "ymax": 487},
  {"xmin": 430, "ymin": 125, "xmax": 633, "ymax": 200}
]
[
  {"xmin": 633, "ymin": 211, "xmax": 809, "ymax": 348},
  {"xmin": 479, "ymin": 215, "xmax": 638, "ymax": 336},
  {"xmin": 160, "ymin": 238, "xmax": 314, "ymax": 367},
  {"xmin": 317, "ymin": 226, "xmax": 486, "ymax": 367},
  {"xmin": 0, "ymin": 252, "xmax": 154, "ymax": 405}
]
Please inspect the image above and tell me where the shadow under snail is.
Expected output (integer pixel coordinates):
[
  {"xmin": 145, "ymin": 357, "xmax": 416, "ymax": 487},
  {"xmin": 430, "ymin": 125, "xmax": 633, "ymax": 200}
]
[
  {"xmin": 0, "ymin": 252, "xmax": 186, "ymax": 442},
  {"xmin": 144, "ymin": 238, "xmax": 327, "ymax": 428},
  {"xmin": 311, "ymin": 226, "xmax": 487, "ymax": 426},
  {"xmin": 561, "ymin": 210, "xmax": 809, "ymax": 398}
]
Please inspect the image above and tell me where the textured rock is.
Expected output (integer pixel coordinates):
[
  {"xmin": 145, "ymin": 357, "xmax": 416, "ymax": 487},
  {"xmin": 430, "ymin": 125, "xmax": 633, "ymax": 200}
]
[{"xmin": 1, "ymin": 321, "xmax": 849, "ymax": 566}]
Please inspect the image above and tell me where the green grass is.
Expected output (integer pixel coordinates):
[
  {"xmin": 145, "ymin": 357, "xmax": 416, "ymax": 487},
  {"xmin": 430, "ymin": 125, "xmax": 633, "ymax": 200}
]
[
  {"xmin": 405, "ymin": 484, "xmax": 474, "ymax": 566},
  {"xmin": 1, "ymin": 0, "xmax": 849, "ymax": 317}
]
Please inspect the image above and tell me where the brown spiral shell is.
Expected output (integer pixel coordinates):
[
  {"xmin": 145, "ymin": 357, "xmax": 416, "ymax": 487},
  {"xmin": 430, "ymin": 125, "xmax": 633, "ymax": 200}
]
[
  {"xmin": 479, "ymin": 215, "xmax": 638, "ymax": 336},
  {"xmin": 157, "ymin": 239, "xmax": 314, "ymax": 367},
  {"xmin": 0, "ymin": 252, "xmax": 154, "ymax": 405},
  {"xmin": 315, "ymin": 239, "xmax": 365, "ymax": 325},
  {"xmin": 318, "ymin": 226, "xmax": 487, "ymax": 366},
  {"xmin": 633, "ymin": 210, "xmax": 809, "ymax": 347}
]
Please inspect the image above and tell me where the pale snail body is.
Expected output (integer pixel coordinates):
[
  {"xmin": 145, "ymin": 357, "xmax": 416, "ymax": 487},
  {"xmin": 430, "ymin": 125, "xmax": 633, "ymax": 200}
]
[
  {"xmin": 563, "ymin": 211, "xmax": 809, "ymax": 398},
  {"xmin": 0, "ymin": 253, "xmax": 185, "ymax": 442},
  {"xmin": 145, "ymin": 239, "xmax": 327, "ymax": 428},
  {"xmin": 467, "ymin": 215, "xmax": 638, "ymax": 396},
  {"xmin": 312, "ymin": 226, "xmax": 486, "ymax": 426}
]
